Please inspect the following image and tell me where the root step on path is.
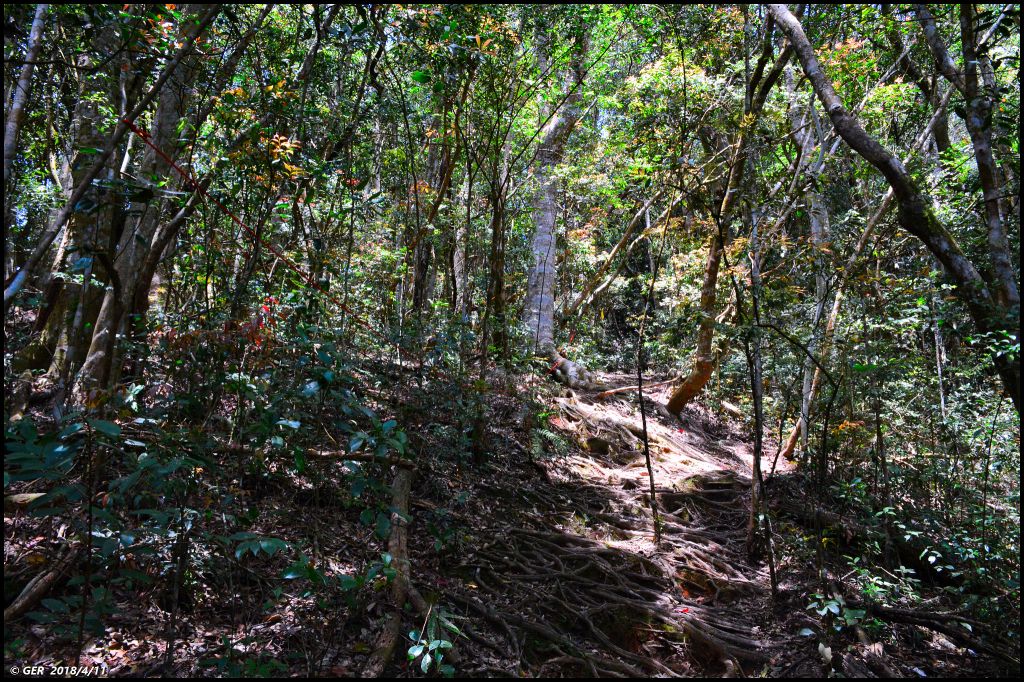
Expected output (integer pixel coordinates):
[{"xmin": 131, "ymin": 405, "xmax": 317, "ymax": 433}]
[{"xmin": 442, "ymin": 377, "xmax": 790, "ymax": 677}]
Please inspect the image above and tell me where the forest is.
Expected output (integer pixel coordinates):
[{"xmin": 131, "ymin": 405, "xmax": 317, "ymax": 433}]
[{"xmin": 2, "ymin": 3, "xmax": 1020, "ymax": 678}]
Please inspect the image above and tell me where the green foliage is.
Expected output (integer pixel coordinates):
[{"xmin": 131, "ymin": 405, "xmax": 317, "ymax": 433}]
[
  {"xmin": 807, "ymin": 592, "xmax": 868, "ymax": 631},
  {"xmin": 200, "ymin": 636, "xmax": 289, "ymax": 678},
  {"xmin": 2, "ymin": 1, "xmax": 1019, "ymax": 674},
  {"xmin": 407, "ymin": 606, "xmax": 462, "ymax": 677}
]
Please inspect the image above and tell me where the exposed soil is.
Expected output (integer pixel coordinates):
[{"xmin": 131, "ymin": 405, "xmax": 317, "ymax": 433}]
[{"xmin": 3, "ymin": 368, "xmax": 1016, "ymax": 677}]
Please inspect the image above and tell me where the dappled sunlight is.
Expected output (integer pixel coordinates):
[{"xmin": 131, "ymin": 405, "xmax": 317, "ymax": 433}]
[{"xmin": 3, "ymin": 3, "xmax": 1018, "ymax": 678}]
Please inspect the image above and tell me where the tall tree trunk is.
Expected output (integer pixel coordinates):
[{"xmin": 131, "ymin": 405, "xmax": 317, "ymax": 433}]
[
  {"xmin": 525, "ymin": 149, "xmax": 560, "ymax": 354},
  {"xmin": 3, "ymin": 7, "xmax": 219, "ymax": 311},
  {"xmin": 743, "ymin": 204, "xmax": 768, "ymax": 562},
  {"xmin": 770, "ymin": 3, "xmax": 1019, "ymax": 412},
  {"xmin": 41, "ymin": 21, "xmax": 127, "ymax": 386},
  {"xmin": 412, "ymin": 98, "xmax": 446, "ymax": 317},
  {"xmin": 453, "ymin": 172, "xmax": 471, "ymax": 321},
  {"xmin": 74, "ymin": 5, "xmax": 218, "ymax": 396},
  {"xmin": 667, "ymin": 20, "xmax": 793, "ymax": 415},
  {"xmin": 786, "ymin": 67, "xmax": 831, "ymax": 457},
  {"xmin": 481, "ymin": 147, "xmax": 510, "ymax": 364},
  {"xmin": 523, "ymin": 16, "xmax": 589, "ymax": 361},
  {"xmin": 3, "ymin": 4, "xmax": 48, "ymax": 188},
  {"xmin": 4, "ymin": 3, "xmax": 48, "ymax": 281}
]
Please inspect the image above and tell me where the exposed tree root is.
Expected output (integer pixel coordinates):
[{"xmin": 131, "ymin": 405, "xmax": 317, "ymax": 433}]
[
  {"xmin": 396, "ymin": 378, "xmax": 1017, "ymax": 677},
  {"xmin": 308, "ymin": 451, "xmax": 417, "ymax": 468},
  {"xmin": 548, "ymin": 352, "xmax": 605, "ymax": 391},
  {"xmin": 451, "ymin": 389, "xmax": 784, "ymax": 674},
  {"xmin": 596, "ymin": 378, "xmax": 678, "ymax": 400},
  {"xmin": 443, "ymin": 463, "xmax": 776, "ymax": 676},
  {"xmin": 854, "ymin": 625, "xmax": 900, "ymax": 678},
  {"xmin": 4, "ymin": 547, "xmax": 80, "ymax": 622},
  {"xmin": 861, "ymin": 603, "xmax": 1019, "ymax": 666}
]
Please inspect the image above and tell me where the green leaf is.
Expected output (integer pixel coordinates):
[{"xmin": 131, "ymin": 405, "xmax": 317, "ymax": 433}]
[
  {"xmin": 440, "ymin": 618, "xmax": 462, "ymax": 636},
  {"xmin": 259, "ymin": 538, "xmax": 288, "ymax": 556},
  {"xmin": 88, "ymin": 419, "xmax": 121, "ymax": 438},
  {"xmin": 282, "ymin": 564, "xmax": 306, "ymax": 580},
  {"xmin": 351, "ymin": 478, "xmax": 367, "ymax": 498},
  {"xmin": 235, "ymin": 540, "xmax": 259, "ymax": 559},
  {"xmin": 59, "ymin": 422, "xmax": 86, "ymax": 439},
  {"xmin": 375, "ymin": 512, "xmax": 392, "ymax": 539},
  {"xmin": 411, "ymin": 70, "xmax": 432, "ymax": 84},
  {"xmin": 41, "ymin": 598, "xmax": 69, "ymax": 613}
]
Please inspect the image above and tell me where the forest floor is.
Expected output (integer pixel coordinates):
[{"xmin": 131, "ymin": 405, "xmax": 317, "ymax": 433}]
[{"xmin": 4, "ymin": 366, "xmax": 1016, "ymax": 677}]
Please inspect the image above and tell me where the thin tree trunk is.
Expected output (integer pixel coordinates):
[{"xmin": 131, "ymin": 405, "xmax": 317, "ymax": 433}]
[
  {"xmin": 666, "ymin": 21, "xmax": 793, "ymax": 415},
  {"xmin": 3, "ymin": 7, "xmax": 220, "ymax": 311},
  {"xmin": 563, "ymin": 192, "xmax": 667, "ymax": 320},
  {"xmin": 785, "ymin": 68, "xmax": 831, "ymax": 456},
  {"xmin": 3, "ymin": 4, "xmax": 48, "ymax": 188},
  {"xmin": 483, "ymin": 169, "xmax": 508, "ymax": 362},
  {"xmin": 744, "ymin": 205, "xmax": 768, "ymax": 564},
  {"xmin": 771, "ymin": 2, "xmax": 1019, "ymax": 412},
  {"xmin": 454, "ymin": 172, "xmax": 470, "ymax": 321}
]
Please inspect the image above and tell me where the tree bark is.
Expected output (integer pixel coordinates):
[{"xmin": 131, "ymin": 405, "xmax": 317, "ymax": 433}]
[
  {"xmin": 667, "ymin": 227, "xmax": 725, "ymax": 414},
  {"xmin": 2, "ymin": 6, "xmax": 220, "ymax": 312},
  {"xmin": 769, "ymin": 3, "xmax": 1019, "ymax": 411},
  {"xmin": 786, "ymin": 67, "xmax": 831, "ymax": 457},
  {"xmin": 524, "ymin": 14, "xmax": 589, "ymax": 359},
  {"xmin": 76, "ymin": 10, "xmax": 201, "ymax": 393},
  {"xmin": 667, "ymin": 24, "xmax": 793, "ymax": 415},
  {"xmin": 73, "ymin": 7, "xmax": 275, "ymax": 395},
  {"xmin": 3, "ymin": 4, "xmax": 48, "ymax": 189}
]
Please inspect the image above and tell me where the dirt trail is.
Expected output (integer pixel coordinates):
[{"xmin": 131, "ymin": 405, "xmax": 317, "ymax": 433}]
[{"xmin": 430, "ymin": 374, "xmax": 795, "ymax": 676}]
